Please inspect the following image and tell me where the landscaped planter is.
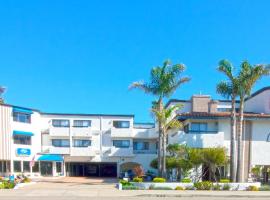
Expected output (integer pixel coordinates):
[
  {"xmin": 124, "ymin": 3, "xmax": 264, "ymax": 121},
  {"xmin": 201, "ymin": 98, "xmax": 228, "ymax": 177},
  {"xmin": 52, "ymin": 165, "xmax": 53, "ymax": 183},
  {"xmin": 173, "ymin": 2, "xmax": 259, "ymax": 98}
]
[{"xmin": 118, "ymin": 182, "xmax": 261, "ymax": 191}]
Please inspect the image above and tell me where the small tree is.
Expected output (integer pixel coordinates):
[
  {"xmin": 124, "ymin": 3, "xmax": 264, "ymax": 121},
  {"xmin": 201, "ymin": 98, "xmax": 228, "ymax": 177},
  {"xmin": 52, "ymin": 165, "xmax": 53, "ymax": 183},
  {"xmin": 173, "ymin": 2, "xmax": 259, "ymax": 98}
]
[
  {"xmin": 201, "ymin": 148, "xmax": 228, "ymax": 182},
  {"xmin": 133, "ymin": 166, "xmax": 145, "ymax": 178}
]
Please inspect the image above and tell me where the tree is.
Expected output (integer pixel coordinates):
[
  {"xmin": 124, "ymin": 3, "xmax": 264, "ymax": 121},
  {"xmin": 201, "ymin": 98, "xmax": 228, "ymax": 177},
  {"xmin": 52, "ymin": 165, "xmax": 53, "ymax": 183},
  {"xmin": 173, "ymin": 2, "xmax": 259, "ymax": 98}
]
[
  {"xmin": 216, "ymin": 59, "xmax": 239, "ymax": 182},
  {"xmin": 236, "ymin": 61, "xmax": 270, "ymax": 182},
  {"xmin": 129, "ymin": 60, "xmax": 190, "ymax": 176},
  {"xmin": 152, "ymin": 104, "xmax": 183, "ymax": 178},
  {"xmin": 201, "ymin": 148, "xmax": 228, "ymax": 182},
  {"xmin": 0, "ymin": 86, "xmax": 6, "ymax": 104}
]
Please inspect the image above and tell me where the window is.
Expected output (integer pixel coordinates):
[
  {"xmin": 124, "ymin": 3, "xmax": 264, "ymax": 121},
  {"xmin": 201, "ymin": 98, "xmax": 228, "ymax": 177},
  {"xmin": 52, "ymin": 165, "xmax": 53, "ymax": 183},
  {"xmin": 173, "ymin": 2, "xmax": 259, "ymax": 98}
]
[
  {"xmin": 52, "ymin": 139, "xmax": 70, "ymax": 147},
  {"xmin": 113, "ymin": 140, "xmax": 130, "ymax": 148},
  {"xmin": 133, "ymin": 141, "xmax": 149, "ymax": 150},
  {"xmin": 13, "ymin": 112, "xmax": 31, "ymax": 123},
  {"xmin": 13, "ymin": 135, "xmax": 31, "ymax": 145},
  {"xmin": 217, "ymin": 108, "xmax": 231, "ymax": 112},
  {"xmin": 52, "ymin": 119, "xmax": 70, "ymax": 127},
  {"xmin": 190, "ymin": 123, "xmax": 208, "ymax": 133},
  {"xmin": 0, "ymin": 161, "xmax": 10, "ymax": 173},
  {"xmin": 13, "ymin": 161, "xmax": 21, "ymax": 172},
  {"xmin": 113, "ymin": 121, "xmax": 130, "ymax": 128},
  {"xmin": 56, "ymin": 162, "xmax": 62, "ymax": 173},
  {"xmin": 73, "ymin": 139, "xmax": 91, "ymax": 147},
  {"xmin": 23, "ymin": 161, "xmax": 30, "ymax": 172},
  {"xmin": 32, "ymin": 162, "xmax": 39, "ymax": 172},
  {"xmin": 73, "ymin": 120, "xmax": 91, "ymax": 127}
]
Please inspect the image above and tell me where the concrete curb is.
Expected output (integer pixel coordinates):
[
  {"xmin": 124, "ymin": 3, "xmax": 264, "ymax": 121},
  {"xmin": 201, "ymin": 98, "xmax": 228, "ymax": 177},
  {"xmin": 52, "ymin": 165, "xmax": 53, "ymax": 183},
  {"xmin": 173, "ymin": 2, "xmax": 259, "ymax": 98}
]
[{"xmin": 137, "ymin": 193, "xmax": 270, "ymax": 198}]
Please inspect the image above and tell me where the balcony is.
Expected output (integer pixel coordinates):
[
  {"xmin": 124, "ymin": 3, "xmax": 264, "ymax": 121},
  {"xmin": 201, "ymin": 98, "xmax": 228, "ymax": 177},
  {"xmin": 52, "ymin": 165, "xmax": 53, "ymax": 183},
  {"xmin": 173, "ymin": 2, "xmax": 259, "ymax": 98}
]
[
  {"xmin": 71, "ymin": 147, "xmax": 96, "ymax": 157},
  {"xmin": 110, "ymin": 128, "xmax": 133, "ymax": 138},
  {"xmin": 179, "ymin": 131, "xmax": 224, "ymax": 148},
  {"xmin": 49, "ymin": 125, "xmax": 70, "ymax": 137},
  {"xmin": 49, "ymin": 146, "xmax": 70, "ymax": 154},
  {"xmin": 133, "ymin": 150, "xmax": 157, "ymax": 154},
  {"xmin": 108, "ymin": 147, "xmax": 134, "ymax": 157},
  {"xmin": 133, "ymin": 129, "xmax": 158, "ymax": 139},
  {"xmin": 72, "ymin": 127, "xmax": 92, "ymax": 137}
]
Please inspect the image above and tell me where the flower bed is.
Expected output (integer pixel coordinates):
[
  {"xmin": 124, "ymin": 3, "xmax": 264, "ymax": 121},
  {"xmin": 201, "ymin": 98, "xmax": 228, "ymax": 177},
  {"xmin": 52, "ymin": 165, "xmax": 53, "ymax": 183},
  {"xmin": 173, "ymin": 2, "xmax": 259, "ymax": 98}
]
[{"xmin": 118, "ymin": 181, "xmax": 262, "ymax": 191}]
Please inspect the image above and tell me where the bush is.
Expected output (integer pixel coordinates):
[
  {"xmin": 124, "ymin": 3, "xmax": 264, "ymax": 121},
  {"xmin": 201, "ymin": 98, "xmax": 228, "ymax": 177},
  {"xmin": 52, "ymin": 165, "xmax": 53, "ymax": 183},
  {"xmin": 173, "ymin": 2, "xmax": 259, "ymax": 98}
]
[
  {"xmin": 122, "ymin": 185, "xmax": 140, "ymax": 190},
  {"xmin": 150, "ymin": 186, "xmax": 172, "ymax": 190},
  {"xmin": 119, "ymin": 180, "xmax": 133, "ymax": 186},
  {"xmin": 2, "ymin": 181, "xmax": 15, "ymax": 189},
  {"xmin": 194, "ymin": 181, "xmax": 213, "ymax": 190},
  {"xmin": 246, "ymin": 185, "xmax": 259, "ymax": 191},
  {"xmin": 222, "ymin": 184, "xmax": 231, "ymax": 191},
  {"xmin": 153, "ymin": 177, "xmax": 166, "ymax": 183},
  {"xmin": 185, "ymin": 186, "xmax": 195, "ymax": 190},
  {"xmin": 219, "ymin": 179, "xmax": 230, "ymax": 183},
  {"xmin": 212, "ymin": 184, "xmax": 221, "ymax": 191},
  {"xmin": 181, "ymin": 178, "xmax": 191, "ymax": 183},
  {"xmin": 175, "ymin": 186, "xmax": 184, "ymax": 190},
  {"xmin": 259, "ymin": 185, "xmax": 270, "ymax": 191},
  {"xmin": 22, "ymin": 177, "xmax": 31, "ymax": 183},
  {"xmin": 132, "ymin": 177, "xmax": 143, "ymax": 182}
]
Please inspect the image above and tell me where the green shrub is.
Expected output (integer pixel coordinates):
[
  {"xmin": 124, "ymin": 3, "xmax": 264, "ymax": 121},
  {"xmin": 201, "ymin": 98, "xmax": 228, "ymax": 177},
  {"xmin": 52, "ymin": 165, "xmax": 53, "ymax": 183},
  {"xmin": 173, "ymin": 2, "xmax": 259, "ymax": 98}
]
[
  {"xmin": 22, "ymin": 177, "xmax": 31, "ymax": 183},
  {"xmin": 194, "ymin": 181, "xmax": 213, "ymax": 190},
  {"xmin": 219, "ymin": 179, "xmax": 230, "ymax": 183},
  {"xmin": 2, "ymin": 181, "xmax": 15, "ymax": 189},
  {"xmin": 153, "ymin": 177, "xmax": 166, "ymax": 183},
  {"xmin": 175, "ymin": 186, "xmax": 184, "ymax": 190},
  {"xmin": 132, "ymin": 177, "xmax": 143, "ymax": 182},
  {"xmin": 122, "ymin": 185, "xmax": 140, "ymax": 190},
  {"xmin": 212, "ymin": 184, "xmax": 221, "ymax": 190},
  {"xmin": 181, "ymin": 178, "xmax": 191, "ymax": 183},
  {"xmin": 185, "ymin": 186, "xmax": 195, "ymax": 190},
  {"xmin": 150, "ymin": 186, "xmax": 172, "ymax": 190},
  {"xmin": 0, "ymin": 183, "xmax": 4, "ymax": 189},
  {"xmin": 246, "ymin": 185, "xmax": 259, "ymax": 191},
  {"xmin": 119, "ymin": 180, "xmax": 133, "ymax": 186},
  {"xmin": 259, "ymin": 185, "xmax": 270, "ymax": 191},
  {"xmin": 222, "ymin": 184, "xmax": 231, "ymax": 191}
]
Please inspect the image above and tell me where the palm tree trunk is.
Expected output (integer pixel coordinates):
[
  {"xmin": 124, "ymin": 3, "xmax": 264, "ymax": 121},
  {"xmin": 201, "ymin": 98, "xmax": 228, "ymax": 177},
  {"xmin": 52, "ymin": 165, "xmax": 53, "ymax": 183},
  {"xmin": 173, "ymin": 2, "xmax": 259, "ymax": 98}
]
[
  {"xmin": 230, "ymin": 95, "xmax": 237, "ymax": 182},
  {"xmin": 157, "ymin": 98, "xmax": 163, "ymax": 177},
  {"xmin": 162, "ymin": 131, "xmax": 167, "ymax": 178},
  {"xmin": 236, "ymin": 97, "xmax": 244, "ymax": 182}
]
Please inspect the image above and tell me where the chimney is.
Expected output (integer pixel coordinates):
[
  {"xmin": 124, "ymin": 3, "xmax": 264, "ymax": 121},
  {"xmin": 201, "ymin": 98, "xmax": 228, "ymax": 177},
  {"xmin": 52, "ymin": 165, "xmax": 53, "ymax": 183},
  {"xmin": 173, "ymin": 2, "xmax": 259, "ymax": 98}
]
[{"xmin": 191, "ymin": 95, "xmax": 211, "ymax": 112}]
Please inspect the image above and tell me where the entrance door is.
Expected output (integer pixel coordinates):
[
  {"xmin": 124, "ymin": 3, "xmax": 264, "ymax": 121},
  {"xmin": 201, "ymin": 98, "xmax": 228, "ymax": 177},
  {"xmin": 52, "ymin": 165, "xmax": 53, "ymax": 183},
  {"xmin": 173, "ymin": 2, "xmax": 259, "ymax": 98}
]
[{"xmin": 40, "ymin": 161, "xmax": 53, "ymax": 176}]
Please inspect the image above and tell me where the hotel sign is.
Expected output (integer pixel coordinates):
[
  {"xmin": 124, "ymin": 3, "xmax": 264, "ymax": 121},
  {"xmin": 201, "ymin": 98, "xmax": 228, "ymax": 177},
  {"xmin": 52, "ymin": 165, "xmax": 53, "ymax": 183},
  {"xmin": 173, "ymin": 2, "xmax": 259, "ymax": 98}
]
[{"xmin": 16, "ymin": 148, "xmax": 31, "ymax": 157}]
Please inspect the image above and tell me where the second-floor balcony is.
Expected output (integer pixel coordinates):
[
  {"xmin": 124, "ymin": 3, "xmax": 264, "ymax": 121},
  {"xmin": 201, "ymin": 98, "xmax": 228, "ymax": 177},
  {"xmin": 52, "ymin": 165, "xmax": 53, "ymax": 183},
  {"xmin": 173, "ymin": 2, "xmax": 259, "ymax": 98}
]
[
  {"xmin": 71, "ymin": 147, "xmax": 96, "ymax": 157},
  {"xmin": 179, "ymin": 130, "xmax": 224, "ymax": 148},
  {"xmin": 133, "ymin": 150, "xmax": 157, "ymax": 154},
  {"xmin": 49, "ymin": 125, "xmax": 70, "ymax": 137},
  {"xmin": 49, "ymin": 146, "xmax": 70, "ymax": 155},
  {"xmin": 108, "ymin": 147, "xmax": 134, "ymax": 157},
  {"xmin": 110, "ymin": 128, "xmax": 133, "ymax": 138},
  {"xmin": 72, "ymin": 127, "xmax": 92, "ymax": 137}
]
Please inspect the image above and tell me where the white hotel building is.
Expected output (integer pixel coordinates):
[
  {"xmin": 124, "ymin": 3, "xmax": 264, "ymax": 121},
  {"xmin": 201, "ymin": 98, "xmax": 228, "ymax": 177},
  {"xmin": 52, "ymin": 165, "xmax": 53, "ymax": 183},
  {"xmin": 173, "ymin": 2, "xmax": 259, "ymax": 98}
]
[{"xmin": 1, "ymin": 87, "xmax": 270, "ymax": 181}]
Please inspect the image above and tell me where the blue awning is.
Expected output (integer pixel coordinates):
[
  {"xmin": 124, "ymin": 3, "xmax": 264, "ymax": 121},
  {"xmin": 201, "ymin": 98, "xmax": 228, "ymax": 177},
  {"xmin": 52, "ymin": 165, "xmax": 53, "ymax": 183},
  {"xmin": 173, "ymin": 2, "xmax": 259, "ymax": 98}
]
[
  {"xmin": 13, "ymin": 107, "xmax": 33, "ymax": 114},
  {"xmin": 38, "ymin": 154, "xmax": 63, "ymax": 162},
  {"xmin": 13, "ymin": 130, "xmax": 34, "ymax": 136}
]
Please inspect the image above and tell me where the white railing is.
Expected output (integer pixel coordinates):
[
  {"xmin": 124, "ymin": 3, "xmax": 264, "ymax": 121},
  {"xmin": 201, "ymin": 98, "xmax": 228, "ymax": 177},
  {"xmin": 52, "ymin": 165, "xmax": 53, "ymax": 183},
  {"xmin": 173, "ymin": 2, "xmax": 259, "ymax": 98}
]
[
  {"xmin": 49, "ymin": 146, "xmax": 70, "ymax": 154},
  {"xmin": 110, "ymin": 128, "xmax": 133, "ymax": 138},
  {"xmin": 108, "ymin": 147, "xmax": 134, "ymax": 157},
  {"xmin": 49, "ymin": 125, "xmax": 70, "ymax": 137},
  {"xmin": 71, "ymin": 147, "xmax": 96, "ymax": 156},
  {"xmin": 72, "ymin": 127, "xmax": 92, "ymax": 137},
  {"xmin": 133, "ymin": 129, "xmax": 158, "ymax": 139}
]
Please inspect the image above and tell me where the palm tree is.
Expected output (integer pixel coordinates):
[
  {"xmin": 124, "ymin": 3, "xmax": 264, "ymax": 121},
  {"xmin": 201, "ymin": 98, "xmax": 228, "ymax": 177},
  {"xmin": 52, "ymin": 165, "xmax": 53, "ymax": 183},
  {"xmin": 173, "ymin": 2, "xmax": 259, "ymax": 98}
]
[
  {"xmin": 216, "ymin": 60, "xmax": 239, "ymax": 182},
  {"xmin": 152, "ymin": 104, "xmax": 183, "ymax": 178},
  {"xmin": 129, "ymin": 60, "xmax": 190, "ymax": 177},
  {"xmin": 236, "ymin": 61, "xmax": 270, "ymax": 182},
  {"xmin": 0, "ymin": 86, "xmax": 6, "ymax": 104}
]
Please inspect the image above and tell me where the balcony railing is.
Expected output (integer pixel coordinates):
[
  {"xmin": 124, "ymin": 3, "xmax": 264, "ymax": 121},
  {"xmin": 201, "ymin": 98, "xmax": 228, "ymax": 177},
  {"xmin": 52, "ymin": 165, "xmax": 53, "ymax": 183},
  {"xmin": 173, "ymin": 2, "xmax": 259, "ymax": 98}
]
[
  {"xmin": 49, "ymin": 146, "xmax": 70, "ymax": 154},
  {"xmin": 110, "ymin": 128, "xmax": 133, "ymax": 138},
  {"xmin": 71, "ymin": 147, "xmax": 96, "ymax": 157},
  {"xmin": 108, "ymin": 147, "xmax": 134, "ymax": 157},
  {"xmin": 72, "ymin": 127, "xmax": 92, "ymax": 137},
  {"xmin": 49, "ymin": 125, "xmax": 70, "ymax": 137},
  {"xmin": 133, "ymin": 150, "xmax": 157, "ymax": 154}
]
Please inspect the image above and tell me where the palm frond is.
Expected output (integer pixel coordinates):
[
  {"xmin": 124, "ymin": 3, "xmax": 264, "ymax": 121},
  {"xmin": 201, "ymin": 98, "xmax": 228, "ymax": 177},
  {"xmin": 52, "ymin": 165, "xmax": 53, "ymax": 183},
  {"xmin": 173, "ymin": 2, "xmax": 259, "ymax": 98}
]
[
  {"xmin": 217, "ymin": 59, "xmax": 234, "ymax": 80},
  {"xmin": 128, "ymin": 81, "xmax": 153, "ymax": 93}
]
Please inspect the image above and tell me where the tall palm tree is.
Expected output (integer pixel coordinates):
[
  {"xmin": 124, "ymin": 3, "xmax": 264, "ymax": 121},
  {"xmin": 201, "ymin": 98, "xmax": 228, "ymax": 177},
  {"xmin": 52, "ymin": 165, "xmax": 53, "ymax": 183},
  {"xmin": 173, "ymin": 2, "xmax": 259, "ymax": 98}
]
[
  {"xmin": 129, "ymin": 60, "xmax": 190, "ymax": 176},
  {"xmin": 152, "ymin": 104, "xmax": 183, "ymax": 178},
  {"xmin": 0, "ymin": 86, "xmax": 6, "ymax": 104},
  {"xmin": 216, "ymin": 59, "xmax": 239, "ymax": 182},
  {"xmin": 236, "ymin": 61, "xmax": 270, "ymax": 182}
]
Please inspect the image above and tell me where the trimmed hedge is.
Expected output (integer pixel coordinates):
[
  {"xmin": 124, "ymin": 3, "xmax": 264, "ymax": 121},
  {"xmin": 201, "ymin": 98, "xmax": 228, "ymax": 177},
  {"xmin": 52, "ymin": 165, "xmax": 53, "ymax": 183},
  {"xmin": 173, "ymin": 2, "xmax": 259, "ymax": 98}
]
[{"xmin": 153, "ymin": 177, "xmax": 166, "ymax": 183}]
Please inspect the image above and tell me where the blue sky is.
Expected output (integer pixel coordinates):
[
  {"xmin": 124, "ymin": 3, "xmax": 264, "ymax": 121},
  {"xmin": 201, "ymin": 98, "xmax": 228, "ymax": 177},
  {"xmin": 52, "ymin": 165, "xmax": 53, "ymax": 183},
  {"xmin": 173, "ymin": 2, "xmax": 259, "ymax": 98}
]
[{"xmin": 0, "ymin": 0, "xmax": 270, "ymax": 122}]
